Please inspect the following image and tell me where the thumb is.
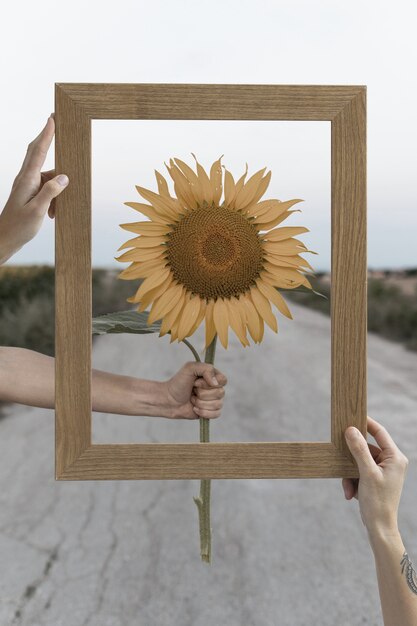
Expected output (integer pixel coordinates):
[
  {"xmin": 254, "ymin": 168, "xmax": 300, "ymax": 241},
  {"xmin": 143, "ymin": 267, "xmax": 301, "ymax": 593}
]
[
  {"xmin": 345, "ymin": 427, "xmax": 376, "ymax": 474},
  {"xmin": 188, "ymin": 362, "xmax": 219, "ymax": 387},
  {"xmin": 29, "ymin": 174, "xmax": 69, "ymax": 213}
]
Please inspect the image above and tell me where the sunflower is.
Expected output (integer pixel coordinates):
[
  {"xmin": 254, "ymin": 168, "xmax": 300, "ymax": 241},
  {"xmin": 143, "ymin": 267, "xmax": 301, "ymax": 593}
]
[{"xmin": 115, "ymin": 155, "xmax": 315, "ymax": 350}]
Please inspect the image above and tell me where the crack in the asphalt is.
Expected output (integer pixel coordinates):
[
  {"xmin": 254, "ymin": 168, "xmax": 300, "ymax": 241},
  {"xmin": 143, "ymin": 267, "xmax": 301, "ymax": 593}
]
[
  {"xmin": 12, "ymin": 545, "xmax": 59, "ymax": 625},
  {"xmin": 80, "ymin": 482, "xmax": 120, "ymax": 626},
  {"xmin": 137, "ymin": 487, "xmax": 166, "ymax": 612}
]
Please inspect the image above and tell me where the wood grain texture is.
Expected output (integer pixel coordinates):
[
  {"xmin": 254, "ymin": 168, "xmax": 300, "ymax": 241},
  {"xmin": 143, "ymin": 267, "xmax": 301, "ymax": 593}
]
[
  {"xmin": 56, "ymin": 83, "xmax": 364, "ymax": 120},
  {"xmin": 331, "ymin": 88, "xmax": 367, "ymax": 464},
  {"xmin": 55, "ymin": 83, "xmax": 366, "ymax": 481},
  {"xmin": 55, "ymin": 86, "xmax": 92, "ymax": 478},
  {"xmin": 58, "ymin": 443, "xmax": 357, "ymax": 480}
]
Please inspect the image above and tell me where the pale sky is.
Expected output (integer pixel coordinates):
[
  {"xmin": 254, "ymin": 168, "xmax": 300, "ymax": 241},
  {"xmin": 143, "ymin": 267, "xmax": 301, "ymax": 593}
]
[{"xmin": 1, "ymin": 0, "xmax": 416, "ymax": 270}]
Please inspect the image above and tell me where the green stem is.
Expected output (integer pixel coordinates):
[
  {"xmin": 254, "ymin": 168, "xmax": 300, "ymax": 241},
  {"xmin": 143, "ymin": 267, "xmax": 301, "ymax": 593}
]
[
  {"xmin": 193, "ymin": 334, "xmax": 217, "ymax": 563},
  {"xmin": 181, "ymin": 337, "xmax": 201, "ymax": 363}
]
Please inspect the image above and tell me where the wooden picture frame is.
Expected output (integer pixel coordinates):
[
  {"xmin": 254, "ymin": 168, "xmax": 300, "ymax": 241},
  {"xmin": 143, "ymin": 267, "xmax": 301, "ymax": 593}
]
[{"xmin": 55, "ymin": 83, "xmax": 366, "ymax": 481}]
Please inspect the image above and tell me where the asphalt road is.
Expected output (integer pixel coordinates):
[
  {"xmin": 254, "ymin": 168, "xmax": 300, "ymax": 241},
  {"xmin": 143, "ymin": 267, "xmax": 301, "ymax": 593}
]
[{"xmin": 1, "ymin": 302, "xmax": 416, "ymax": 626}]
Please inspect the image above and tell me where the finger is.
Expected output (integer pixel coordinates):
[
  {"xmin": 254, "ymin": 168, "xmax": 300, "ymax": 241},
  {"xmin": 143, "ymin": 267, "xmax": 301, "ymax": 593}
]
[
  {"xmin": 186, "ymin": 362, "xmax": 221, "ymax": 387},
  {"xmin": 192, "ymin": 406, "xmax": 221, "ymax": 419},
  {"xmin": 193, "ymin": 378, "xmax": 213, "ymax": 390},
  {"xmin": 47, "ymin": 199, "xmax": 56, "ymax": 219},
  {"xmin": 41, "ymin": 169, "xmax": 56, "ymax": 181},
  {"xmin": 368, "ymin": 442, "xmax": 382, "ymax": 462},
  {"xmin": 213, "ymin": 368, "xmax": 227, "ymax": 386},
  {"xmin": 42, "ymin": 171, "xmax": 57, "ymax": 217},
  {"xmin": 27, "ymin": 175, "xmax": 69, "ymax": 214},
  {"xmin": 19, "ymin": 116, "xmax": 55, "ymax": 177},
  {"xmin": 366, "ymin": 416, "xmax": 399, "ymax": 454},
  {"xmin": 344, "ymin": 427, "xmax": 377, "ymax": 474},
  {"xmin": 342, "ymin": 477, "xmax": 355, "ymax": 499},
  {"xmin": 194, "ymin": 386, "xmax": 225, "ymax": 400},
  {"xmin": 193, "ymin": 376, "xmax": 226, "ymax": 390},
  {"xmin": 191, "ymin": 396, "xmax": 223, "ymax": 411},
  {"xmin": 342, "ymin": 477, "xmax": 359, "ymax": 499}
]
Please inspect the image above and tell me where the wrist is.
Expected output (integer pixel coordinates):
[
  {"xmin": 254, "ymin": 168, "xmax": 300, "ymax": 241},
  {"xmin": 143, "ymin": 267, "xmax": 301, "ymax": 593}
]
[
  {"xmin": 0, "ymin": 214, "xmax": 23, "ymax": 264},
  {"xmin": 367, "ymin": 523, "xmax": 402, "ymax": 552},
  {"xmin": 130, "ymin": 378, "xmax": 174, "ymax": 419}
]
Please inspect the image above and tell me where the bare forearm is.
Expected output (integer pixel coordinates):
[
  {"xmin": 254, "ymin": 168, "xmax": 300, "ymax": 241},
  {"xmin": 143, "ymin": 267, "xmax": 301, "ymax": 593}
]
[
  {"xmin": 368, "ymin": 527, "xmax": 417, "ymax": 626},
  {"xmin": 0, "ymin": 347, "xmax": 173, "ymax": 417},
  {"xmin": 0, "ymin": 214, "xmax": 25, "ymax": 265}
]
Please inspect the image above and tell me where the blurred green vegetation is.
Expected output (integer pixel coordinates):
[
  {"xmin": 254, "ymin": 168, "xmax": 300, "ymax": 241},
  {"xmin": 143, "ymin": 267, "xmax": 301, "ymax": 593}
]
[
  {"xmin": 286, "ymin": 271, "xmax": 417, "ymax": 351},
  {"xmin": 0, "ymin": 265, "xmax": 136, "ymax": 357},
  {"xmin": 0, "ymin": 266, "xmax": 416, "ymax": 362}
]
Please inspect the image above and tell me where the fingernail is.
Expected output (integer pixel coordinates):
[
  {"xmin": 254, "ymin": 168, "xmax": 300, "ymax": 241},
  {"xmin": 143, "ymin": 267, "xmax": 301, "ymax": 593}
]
[
  {"xmin": 56, "ymin": 174, "xmax": 69, "ymax": 187},
  {"xmin": 345, "ymin": 427, "xmax": 359, "ymax": 440},
  {"xmin": 212, "ymin": 376, "xmax": 219, "ymax": 386}
]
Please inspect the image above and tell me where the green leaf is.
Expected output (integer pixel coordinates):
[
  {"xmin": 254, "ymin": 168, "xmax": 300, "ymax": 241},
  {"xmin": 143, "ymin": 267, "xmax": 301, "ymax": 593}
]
[
  {"xmin": 278, "ymin": 285, "xmax": 328, "ymax": 299},
  {"xmin": 92, "ymin": 309, "xmax": 162, "ymax": 335}
]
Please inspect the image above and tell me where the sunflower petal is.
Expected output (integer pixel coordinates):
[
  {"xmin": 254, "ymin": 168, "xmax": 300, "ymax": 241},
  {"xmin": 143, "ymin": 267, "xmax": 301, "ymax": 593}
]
[
  {"xmin": 234, "ymin": 167, "xmax": 267, "ymax": 210},
  {"xmin": 154, "ymin": 170, "xmax": 173, "ymax": 199},
  {"xmin": 135, "ymin": 185, "xmax": 179, "ymax": 221},
  {"xmin": 114, "ymin": 246, "xmax": 166, "ymax": 263},
  {"xmin": 241, "ymin": 293, "xmax": 263, "ymax": 343},
  {"xmin": 118, "ymin": 258, "xmax": 167, "ymax": 281},
  {"xmin": 263, "ymin": 239, "xmax": 309, "ymax": 257},
  {"xmin": 130, "ymin": 267, "xmax": 172, "ymax": 302},
  {"xmin": 205, "ymin": 300, "xmax": 216, "ymax": 349},
  {"xmin": 170, "ymin": 291, "xmax": 190, "ymax": 341},
  {"xmin": 117, "ymin": 235, "xmax": 167, "ymax": 251},
  {"xmin": 117, "ymin": 261, "xmax": 141, "ymax": 276},
  {"xmin": 210, "ymin": 156, "xmax": 223, "ymax": 205},
  {"xmin": 191, "ymin": 153, "xmax": 213, "ymax": 205},
  {"xmin": 247, "ymin": 171, "xmax": 272, "ymax": 207},
  {"xmin": 123, "ymin": 202, "xmax": 169, "ymax": 224},
  {"xmin": 177, "ymin": 294, "xmax": 201, "ymax": 341},
  {"xmin": 226, "ymin": 297, "xmax": 249, "ymax": 347},
  {"xmin": 134, "ymin": 276, "xmax": 173, "ymax": 311},
  {"xmin": 188, "ymin": 297, "xmax": 206, "ymax": 336},
  {"xmin": 244, "ymin": 199, "xmax": 281, "ymax": 218},
  {"xmin": 252, "ymin": 199, "xmax": 304, "ymax": 224},
  {"xmin": 130, "ymin": 275, "xmax": 173, "ymax": 308},
  {"xmin": 174, "ymin": 157, "xmax": 203, "ymax": 205},
  {"xmin": 265, "ymin": 254, "xmax": 315, "ymax": 271},
  {"xmin": 223, "ymin": 168, "xmax": 236, "ymax": 208},
  {"xmin": 256, "ymin": 279, "xmax": 293, "ymax": 319},
  {"xmin": 159, "ymin": 294, "xmax": 186, "ymax": 337},
  {"xmin": 232, "ymin": 163, "xmax": 248, "ymax": 206},
  {"xmin": 213, "ymin": 297, "xmax": 229, "ymax": 349},
  {"xmin": 261, "ymin": 269, "xmax": 309, "ymax": 289},
  {"xmin": 147, "ymin": 283, "xmax": 184, "ymax": 324},
  {"xmin": 256, "ymin": 209, "xmax": 301, "ymax": 231},
  {"xmin": 119, "ymin": 221, "xmax": 172, "ymax": 236},
  {"xmin": 263, "ymin": 226, "xmax": 310, "ymax": 242},
  {"xmin": 165, "ymin": 160, "xmax": 196, "ymax": 209},
  {"xmin": 249, "ymin": 286, "xmax": 278, "ymax": 333}
]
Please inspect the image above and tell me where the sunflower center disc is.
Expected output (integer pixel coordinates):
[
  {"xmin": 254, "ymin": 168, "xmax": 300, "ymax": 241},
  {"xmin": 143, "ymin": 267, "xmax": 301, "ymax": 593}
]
[{"xmin": 166, "ymin": 205, "xmax": 264, "ymax": 300}]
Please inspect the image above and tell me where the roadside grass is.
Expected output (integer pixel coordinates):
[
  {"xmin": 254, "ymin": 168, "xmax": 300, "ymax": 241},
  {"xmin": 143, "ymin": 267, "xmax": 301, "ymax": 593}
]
[
  {"xmin": 1, "ymin": 265, "xmax": 416, "ymax": 415},
  {"xmin": 286, "ymin": 272, "xmax": 417, "ymax": 352}
]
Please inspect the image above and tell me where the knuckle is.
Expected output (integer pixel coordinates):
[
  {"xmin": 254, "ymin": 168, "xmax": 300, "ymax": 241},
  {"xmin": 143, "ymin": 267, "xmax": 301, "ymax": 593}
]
[
  {"xmin": 401, "ymin": 453, "xmax": 409, "ymax": 468},
  {"xmin": 20, "ymin": 171, "xmax": 38, "ymax": 186}
]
